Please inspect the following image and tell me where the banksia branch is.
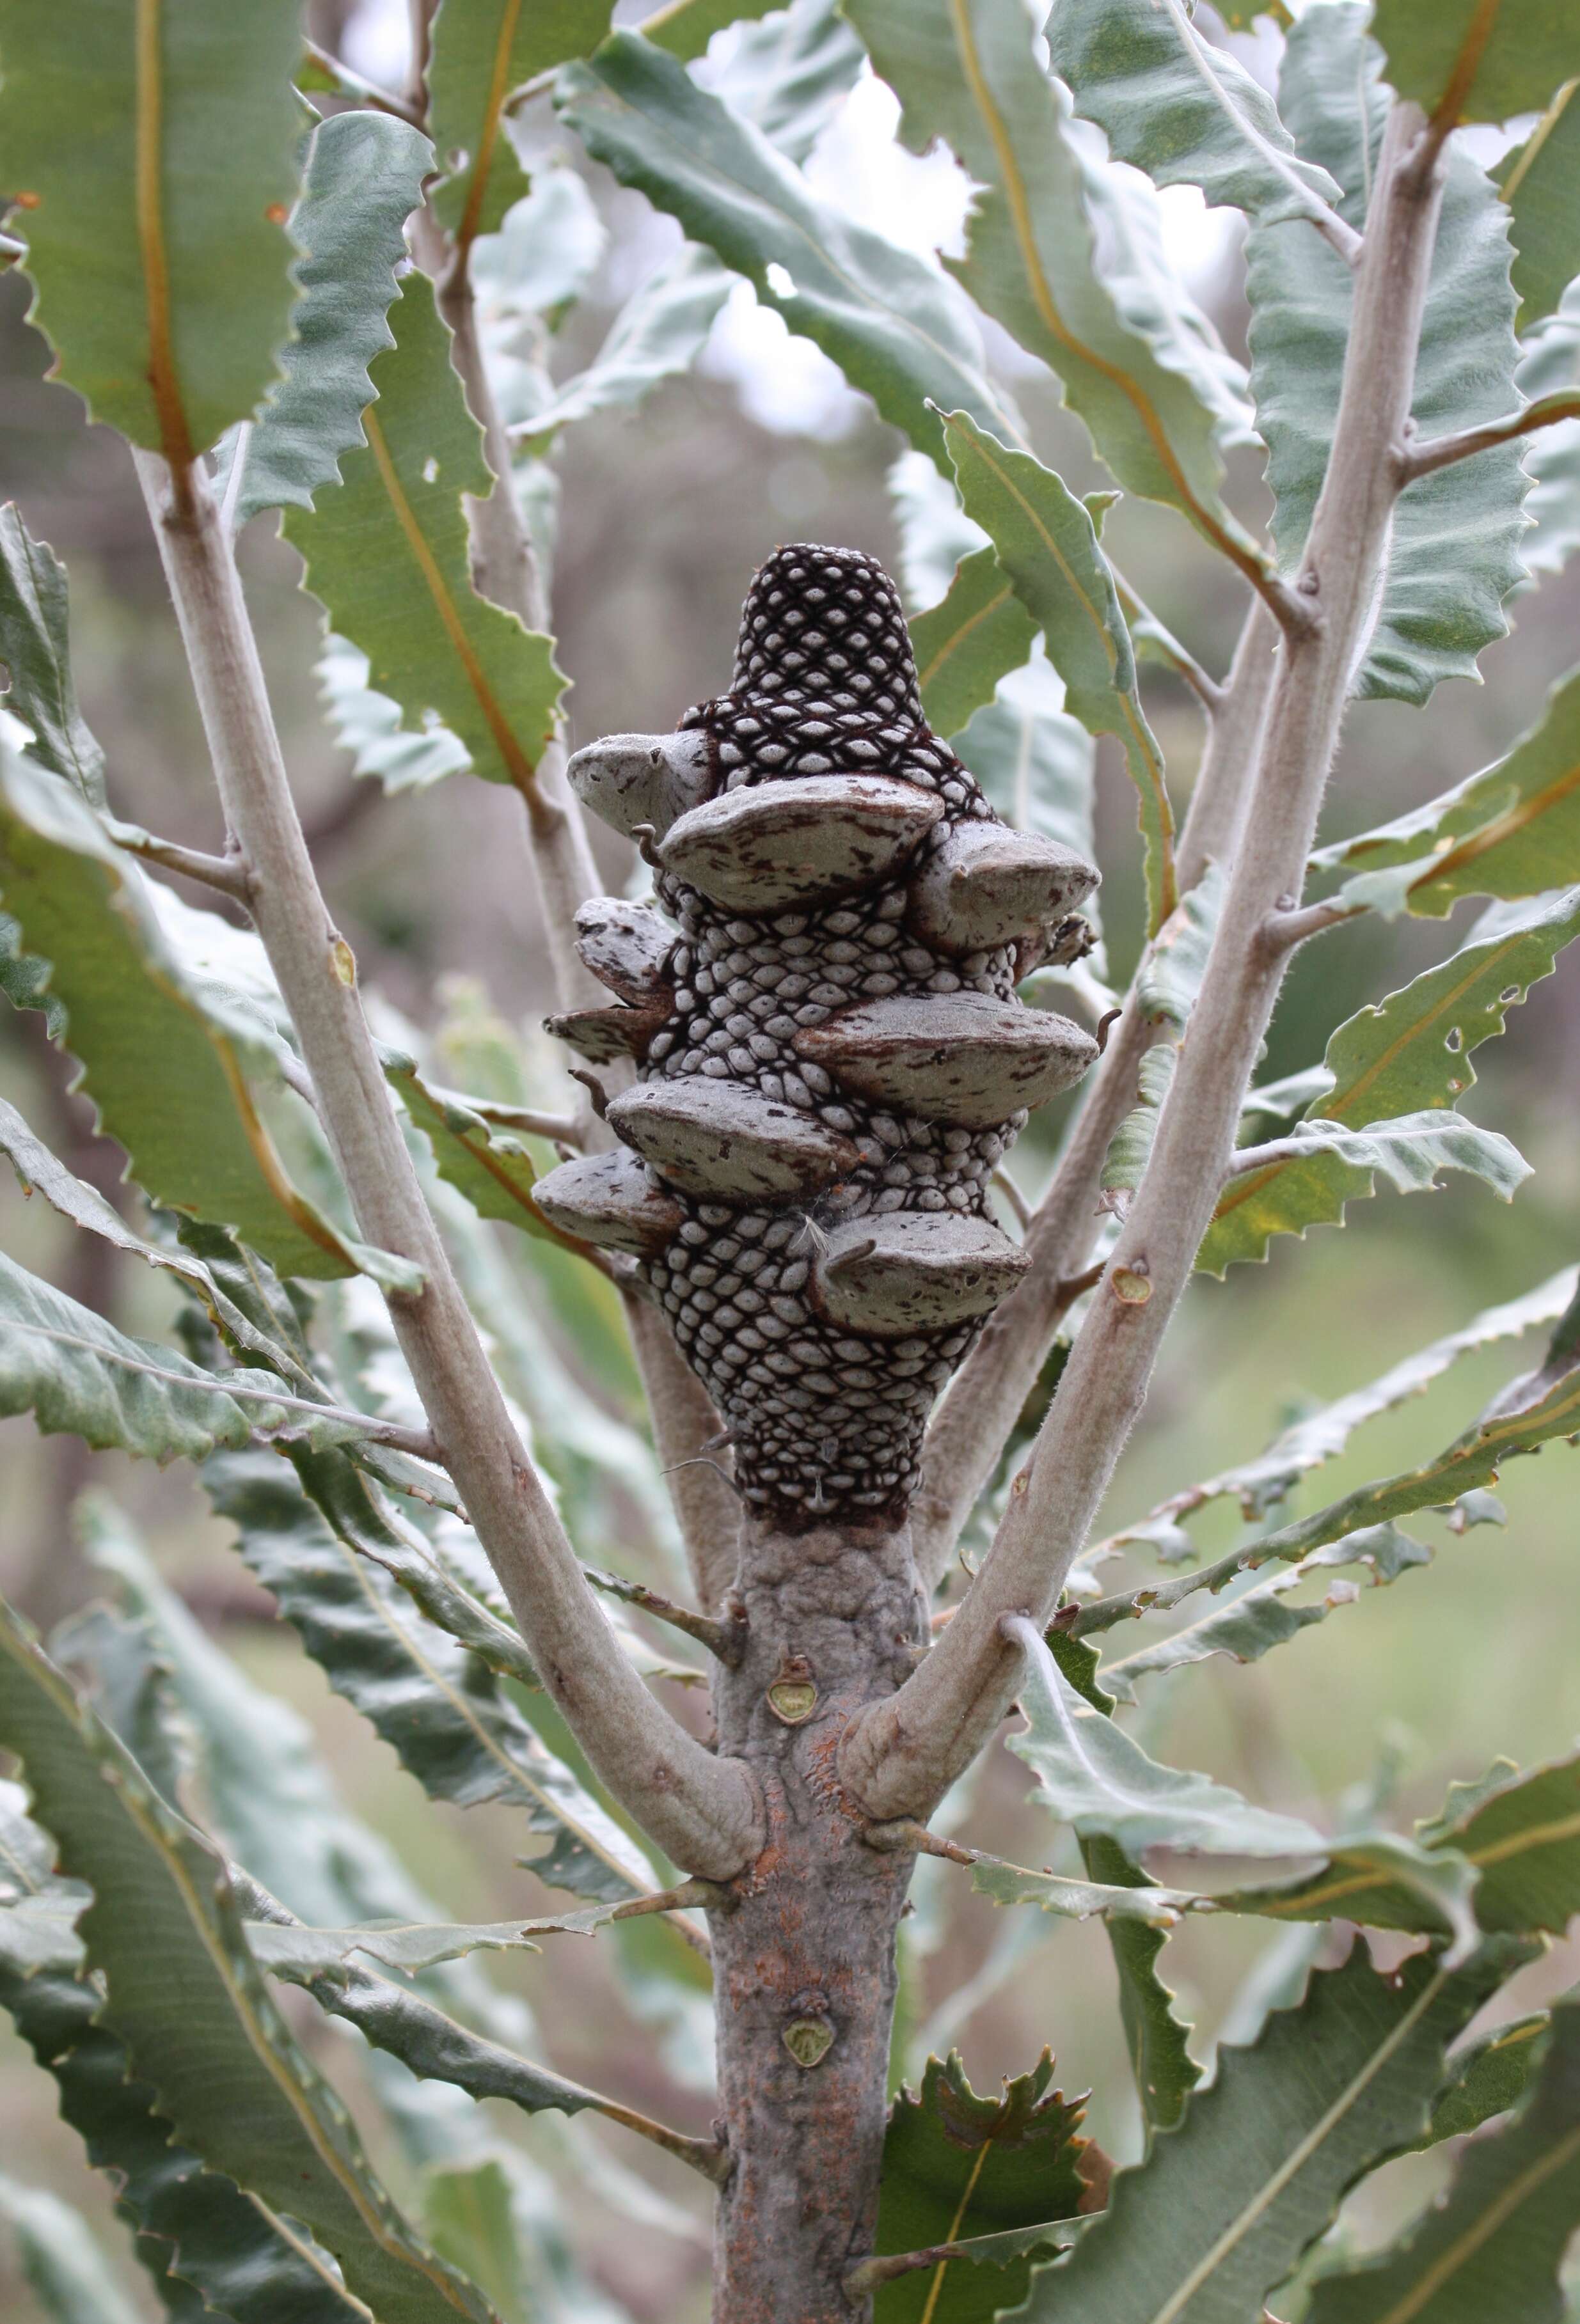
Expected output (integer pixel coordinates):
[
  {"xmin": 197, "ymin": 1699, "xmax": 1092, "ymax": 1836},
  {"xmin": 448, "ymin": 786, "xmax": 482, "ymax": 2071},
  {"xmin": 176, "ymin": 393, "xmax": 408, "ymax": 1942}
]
[{"xmin": 537, "ymin": 546, "xmax": 1099, "ymax": 1528}]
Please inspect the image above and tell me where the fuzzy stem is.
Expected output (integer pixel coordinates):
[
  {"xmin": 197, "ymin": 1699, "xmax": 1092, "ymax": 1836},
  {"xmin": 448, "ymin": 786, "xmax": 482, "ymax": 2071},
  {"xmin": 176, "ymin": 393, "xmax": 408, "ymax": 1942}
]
[
  {"xmin": 1398, "ymin": 389, "xmax": 1580, "ymax": 482},
  {"xmin": 846, "ymin": 106, "xmax": 1447, "ymax": 1820},
  {"xmin": 132, "ymin": 448, "xmax": 760, "ymax": 1880}
]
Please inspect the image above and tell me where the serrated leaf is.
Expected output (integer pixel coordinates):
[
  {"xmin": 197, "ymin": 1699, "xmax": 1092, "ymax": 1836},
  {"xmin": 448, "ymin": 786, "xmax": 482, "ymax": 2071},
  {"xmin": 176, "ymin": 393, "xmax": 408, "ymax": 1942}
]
[
  {"xmin": 1215, "ymin": 1111, "xmax": 1530, "ymax": 1257},
  {"xmin": 0, "ymin": 0, "xmax": 301, "ymax": 460},
  {"xmin": 1079, "ymin": 1833, "xmax": 1201, "ymax": 2134},
  {"xmin": 0, "ymin": 2174, "xmax": 143, "ymax": 2324},
  {"xmin": 0, "ymin": 746, "xmax": 384, "ymax": 1280},
  {"xmin": 1370, "ymin": 0, "xmax": 1580, "ymax": 128},
  {"xmin": 244, "ymin": 1906, "xmax": 618, "ymax": 1977},
  {"xmin": 229, "ymin": 109, "xmax": 433, "ymax": 524},
  {"xmin": 909, "ymin": 545, "xmax": 1037, "ymax": 742},
  {"xmin": 1201, "ymin": 888, "xmax": 1580, "ymax": 1271},
  {"xmin": 1519, "ymin": 302, "xmax": 1580, "ymax": 577},
  {"xmin": 0, "ymin": 1603, "xmax": 502, "ymax": 2324},
  {"xmin": 709, "ymin": 0, "xmax": 867, "ymax": 166},
  {"xmin": 1009, "ymin": 1620, "xmax": 1329, "ymax": 1861},
  {"xmin": 1304, "ymin": 1998, "xmax": 1580, "ymax": 2324},
  {"xmin": 848, "ymin": 0, "xmax": 1263, "ymax": 577},
  {"xmin": 1110, "ymin": 1265, "xmax": 1577, "ymax": 1550},
  {"xmin": 872, "ymin": 2051, "xmax": 1096, "ymax": 2323},
  {"xmin": 429, "ymin": 1, "xmax": 613, "ymax": 247},
  {"xmin": 1248, "ymin": 9, "xmax": 1528, "ymax": 703},
  {"xmin": 284, "ymin": 273, "xmax": 565, "ymax": 789},
  {"xmin": 1494, "ymin": 81, "xmax": 1580, "ymax": 328},
  {"xmin": 0, "ymin": 1094, "xmax": 330, "ymax": 1392},
  {"xmin": 1321, "ymin": 668, "xmax": 1580, "ymax": 915},
  {"xmin": 201, "ymin": 1445, "xmax": 656, "ymax": 1904},
  {"xmin": 516, "ymin": 244, "xmax": 732, "ymax": 450},
  {"xmin": 941, "ymin": 411, "xmax": 1174, "ymax": 931},
  {"xmin": 0, "ymin": 1246, "xmax": 333, "ymax": 1464},
  {"xmin": 1098, "ymin": 1527, "xmax": 1433, "ymax": 1705},
  {"xmin": 553, "ymin": 30, "xmax": 1019, "ymax": 471},
  {"xmin": 0, "ymin": 505, "xmax": 105, "ymax": 805},
  {"xmin": 1022, "ymin": 1940, "xmax": 1521, "ymax": 2322},
  {"xmin": 1420, "ymin": 1750, "xmax": 1580, "ymax": 1936},
  {"xmin": 317, "ymin": 632, "xmax": 475, "ymax": 792},
  {"xmin": 1048, "ymin": 0, "xmax": 1343, "ymax": 232}
]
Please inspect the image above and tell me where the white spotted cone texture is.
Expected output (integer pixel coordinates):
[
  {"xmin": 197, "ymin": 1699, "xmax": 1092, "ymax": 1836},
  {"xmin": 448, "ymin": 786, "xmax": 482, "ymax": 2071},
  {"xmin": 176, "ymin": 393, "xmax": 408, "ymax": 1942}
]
[{"xmin": 552, "ymin": 546, "xmax": 1097, "ymax": 1528}]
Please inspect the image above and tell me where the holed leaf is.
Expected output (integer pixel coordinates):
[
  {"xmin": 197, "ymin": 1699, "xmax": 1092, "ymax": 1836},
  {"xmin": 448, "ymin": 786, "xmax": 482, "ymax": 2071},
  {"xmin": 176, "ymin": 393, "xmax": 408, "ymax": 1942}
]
[
  {"xmin": 0, "ymin": 1603, "xmax": 501, "ymax": 2324},
  {"xmin": 1494, "ymin": 81, "xmax": 1580, "ymax": 329},
  {"xmin": 230, "ymin": 109, "xmax": 433, "ymax": 524},
  {"xmin": 0, "ymin": 0, "xmax": 303, "ymax": 461},
  {"xmin": 284, "ymin": 273, "xmax": 565, "ymax": 789}
]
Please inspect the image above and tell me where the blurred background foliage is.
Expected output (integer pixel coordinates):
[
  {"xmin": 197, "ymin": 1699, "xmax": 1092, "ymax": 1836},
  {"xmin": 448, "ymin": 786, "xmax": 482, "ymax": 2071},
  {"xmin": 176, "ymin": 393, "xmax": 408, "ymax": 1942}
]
[{"xmin": 1, "ymin": 0, "xmax": 1577, "ymax": 2316}]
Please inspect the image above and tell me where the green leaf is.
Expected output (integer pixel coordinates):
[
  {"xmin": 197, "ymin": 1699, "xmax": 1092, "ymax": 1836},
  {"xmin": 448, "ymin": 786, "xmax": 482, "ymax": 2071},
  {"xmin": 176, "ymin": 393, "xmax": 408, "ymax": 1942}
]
[
  {"xmin": 553, "ymin": 31, "xmax": 1019, "ymax": 471},
  {"xmin": 243, "ymin": 1907, "xmax": 617, "ymax": 1977},
  {"xmin": 642, "ymin": 0, "xmax": 780, "ymax": 63},
  {"xmin": 284, "ymin": 272, "xmax": 565, "ymax": 790},
  {"xmin": 1304, "ymin": 1998, "xmax": 1580, "ymax": 2324},
  {"xmin": 0, "ymin": 1094, "xmax": 333, "ymax": 1392},
  {"xmin": 1097, "ymin": 1527, "xmax": 1434, "ymax": 1705},
  {"xmin": 429, "ymin": 1, "xmax": 613, "ymax": 247},
  {"xmin": 708, "ymin": 0, "xmax": 866, "ymax": 166},
  {"xmin": 1047, "ymin": 0, "xmax": 1343, "ymax": 232},
  {"xmin": 388, "ymin": 1053, "xmax": 559, "ymax": 1241},
  {"xmin": 229, "ymin": 110, "xmax": 433, "ymax": 524},
  {"xmin": 317, "ymin": 632, "xmax": 474, "ymax": 792},
  {"xmin": 1215, "ymin": 1110, "xmax": 1531, "ymax": 1259},
  {"xmin": 1009, "ymin": 1620, "xmax": 1331, "ymax": 1861},
  {"xmin": 1320, "ymin": 668, "xmax": 1580, "ymax": 914},
  {"xmin": 201, "ymin": 1446, "xmax": 656, "ymax": 1904},
  {"xmin": 0, "ymin": 1603, "xmax": 502, "ymax": 2324},
  {"xmin": 1100, "ymin": 1042, "xmax": 1177, "ymax": 1216},
  {"xmin": 871, "ymin": 2051, "xmax": 1096, "ymax": 2322},
  {"xmin": 941, "ymin": 411, "xmax": 1175, "ymax": 932},
  {"xmin": 952, "ymin": 652, "xmax": 1099, "ymax": 868},
  {"xmin": 1421, "ymin": 1750, "xmax": 1580, "ymax": 1936},
  {"xmin": 1248, "ymin": 9, "xmax": 1528, "ymax": 703},
  {"xmin": 1076, "ymin": 1335, "xmax": 1580, "ymax": 1642},
  {"xmin": 1520, "ymin": 304, "xmax": 1580, "ymax": 578},
  {"xmin": 0, "ymin": 1246, "xmax": 340, "ymax": 1464},
  {"xmin": 1370, "ymin": 0, "xmax": 1580, "ymax": 127},
  {"xmin": 1418, "ymin": 2013, "xmax": 1549, "ymax": 2145},
  {"xmin": 1494, "ymin": 81, "xmax": 1580, "ymax": 328},
  {"xmin": 1078, "ymin": 1833, "xmax": 1201, "ymax": 2135},
  {"xmin": 1200, "ymin": 888, "xmax": 1580, "ymax": 1273},
  {"xmin": 847, "ymin": 0, "xmax": 1263, "ymax": 578},
  {"xmin": 1022, "ymin": 1940, "xmax": 1522, "ymax": 2322},
  {"xmin": 0, "ymin": 746, "xmax": 386, "ymax": 1280},
  {"xmin": 909, "ymin": 546, "xmax": 1037, "ymax": 742},
  {"xmin": 516, "ymin": 244, "xmax": 732, "ymax": 450},
  {"xmin": 0, "ymin": 2172, "xmax": 143, "ymax": 2324},
  {"xmin": 0, "ymin": 505, "xmax": 105, "ymax": 806},
  {"xmin": 1108, "ymin": 1265, "xmax": 1578, "ymax": 1550},
  {"xmin": 0, "ymin": 0, "xmax": 303, "ymax": 460}
]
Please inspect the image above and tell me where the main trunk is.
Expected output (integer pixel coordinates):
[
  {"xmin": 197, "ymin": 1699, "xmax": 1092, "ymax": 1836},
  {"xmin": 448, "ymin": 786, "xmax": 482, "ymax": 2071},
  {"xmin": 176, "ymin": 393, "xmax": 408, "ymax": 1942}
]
[{"xmin": 707, "ymin": 1516, "xmax": 925, "ymax": 2321}]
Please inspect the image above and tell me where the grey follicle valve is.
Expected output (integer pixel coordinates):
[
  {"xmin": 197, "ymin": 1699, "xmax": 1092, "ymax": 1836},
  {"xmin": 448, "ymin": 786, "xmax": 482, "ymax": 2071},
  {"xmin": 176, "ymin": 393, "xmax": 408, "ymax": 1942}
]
[{"xmin": 541, "ymin": 544, "xmax": 1099, "ymax": 1528}]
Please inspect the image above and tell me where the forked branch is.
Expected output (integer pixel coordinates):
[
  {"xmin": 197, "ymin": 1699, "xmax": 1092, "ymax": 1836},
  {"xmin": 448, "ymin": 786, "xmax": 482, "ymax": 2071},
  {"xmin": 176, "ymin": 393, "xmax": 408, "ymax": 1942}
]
[
  {"xmin": 132, "ymin": 448, "xmax": 760, "ymax": 1880},
  {"xmin": 846, "ymin": 106, "xmax": 1448, "ymax": 1819}
]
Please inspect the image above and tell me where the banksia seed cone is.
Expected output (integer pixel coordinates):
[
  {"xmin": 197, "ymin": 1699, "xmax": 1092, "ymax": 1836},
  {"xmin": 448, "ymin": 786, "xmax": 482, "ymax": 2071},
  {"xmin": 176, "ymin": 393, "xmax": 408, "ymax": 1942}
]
[{"xmin": 537, "ymin": 546, "xmax": 1100, "ymax": 1527}]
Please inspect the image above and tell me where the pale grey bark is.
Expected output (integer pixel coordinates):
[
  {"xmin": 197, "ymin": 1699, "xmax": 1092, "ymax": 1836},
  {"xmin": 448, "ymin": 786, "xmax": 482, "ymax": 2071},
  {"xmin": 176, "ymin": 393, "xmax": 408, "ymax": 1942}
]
[
  {"xmin": 134, "ymin": 449, "xmax": 761, "ymax": 1880},
  {"xmin": 846, "ymin": 106, "xmax": 1448, "ymax": 1821}
]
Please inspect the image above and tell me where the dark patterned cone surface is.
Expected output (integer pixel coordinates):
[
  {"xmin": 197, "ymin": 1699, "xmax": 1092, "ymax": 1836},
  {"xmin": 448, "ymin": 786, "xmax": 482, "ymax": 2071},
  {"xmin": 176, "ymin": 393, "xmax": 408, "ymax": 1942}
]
[{"xmin": 546, "ymin": 545, "xmax": 1098, "ymax": 1526}]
